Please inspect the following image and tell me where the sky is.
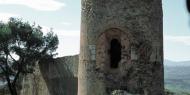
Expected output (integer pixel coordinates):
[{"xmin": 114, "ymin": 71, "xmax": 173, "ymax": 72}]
[{"xmin": 0, "ymin": 0, "xmax": 189, "ymax": 61}]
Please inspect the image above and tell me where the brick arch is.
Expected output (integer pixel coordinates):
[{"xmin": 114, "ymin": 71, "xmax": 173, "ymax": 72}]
[
  {"xmin": 96, "ymin": 28, "xmax": 132, "ymax": 74},
  {"xmin": 96, "ymin": 28, "xmax": 134, "ymax": 44}
]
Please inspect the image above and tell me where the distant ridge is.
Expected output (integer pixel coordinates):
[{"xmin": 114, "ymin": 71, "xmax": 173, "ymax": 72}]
[{"xmin": 164, "ymin": 60, "xmax": 190, "ymax": 66}]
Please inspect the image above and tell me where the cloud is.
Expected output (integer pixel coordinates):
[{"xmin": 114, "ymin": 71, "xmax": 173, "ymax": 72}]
[
  {"xmin": 164, "ymin": 35, "xmax": 190, "ymax": 46},
  {"xmin": 0, "ymin": 0, "xmax": 65, "ymax": 11},
  {"xmin": 0, "ymin": 13, "xmax": 20, "ymax": 22}
]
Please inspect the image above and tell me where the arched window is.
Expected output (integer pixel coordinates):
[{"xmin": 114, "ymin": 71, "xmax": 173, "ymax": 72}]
[{"xmin": 110, "ymin": 39, "xmax": 121, "ymax": 68}]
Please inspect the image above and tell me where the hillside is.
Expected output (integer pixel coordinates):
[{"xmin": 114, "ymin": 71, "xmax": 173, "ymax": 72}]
[
  {"xmin": 164, "ymin": 60, "xmax": 190, "ymax": 94},
  {"xmin": 164, "ymin": 60, "xmax": 190, "ymax": 67}
]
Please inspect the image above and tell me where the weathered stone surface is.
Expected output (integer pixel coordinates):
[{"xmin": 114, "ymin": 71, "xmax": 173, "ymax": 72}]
[
  {"xmin": 19, "ymin": 63, "xmax": 50, "ymax": 95},
  {"xmin": 19, "ymin": 55, "xmax": 79, "ymax": 95},
  {"xmin": 39, "ymin": 55, "xmax": 78, "ymax": 95},
  {"xmin": 79, "ymin": 0, "xmax": 164, "ymax": 95}
]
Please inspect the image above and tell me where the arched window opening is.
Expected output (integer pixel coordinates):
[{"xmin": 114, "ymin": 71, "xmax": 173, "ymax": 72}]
[{"xmin": 110, "ymin": 39, "xmax": 121, "ymax": 68}]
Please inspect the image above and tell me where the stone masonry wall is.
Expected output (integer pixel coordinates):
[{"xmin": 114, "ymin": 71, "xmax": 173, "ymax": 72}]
[
  {"xmin": 19, "ymin": 55, "xmax": 79, "ymax": 95},
  {"xmin": 79, "ymin": 0, "xmax": 164, "ymax": 95}
]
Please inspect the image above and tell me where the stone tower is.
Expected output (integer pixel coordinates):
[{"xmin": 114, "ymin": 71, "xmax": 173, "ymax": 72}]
[{"xmin": 78, "ymin": 0, "xmax": 164, "ymax": 95}]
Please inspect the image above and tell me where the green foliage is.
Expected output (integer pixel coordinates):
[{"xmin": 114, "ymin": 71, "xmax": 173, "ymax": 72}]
[
  {"xmin": 0, "ymin": 23, "xmax": 11, "ymax": 41},
  {"xmin": 0, "ymin": 17, "xmax": 59, "ymax": 95}
]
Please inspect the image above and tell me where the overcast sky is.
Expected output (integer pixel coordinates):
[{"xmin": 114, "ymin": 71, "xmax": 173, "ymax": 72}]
[{"xmin": 0, "ymin": 0, "xmax": 190, "ymax": 61}]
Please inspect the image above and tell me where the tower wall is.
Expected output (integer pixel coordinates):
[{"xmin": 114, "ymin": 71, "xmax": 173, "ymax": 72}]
[{"xmin": 78, "ymin": 0, "xmax": 164, "ymax": 95}]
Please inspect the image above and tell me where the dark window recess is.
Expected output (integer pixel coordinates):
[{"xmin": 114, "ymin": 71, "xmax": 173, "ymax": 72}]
[{"xmin": 110, "ymin": 39, "xmax": 121, "ymax": 68}]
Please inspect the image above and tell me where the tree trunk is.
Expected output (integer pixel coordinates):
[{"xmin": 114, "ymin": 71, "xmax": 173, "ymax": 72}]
[
  {"xmin": 5, "ymin": 54, "xmax": 18, "ymax": 95},
  {"xmin": 6, "ymin": 75, "xmax": 18, "ymax": 95},
  {"xmin": 6, "ymin": 76, "xmax": 15, "ymax": 95},
  {"xmin": 12, "ymin": 85, "xmax": 18, "ymax": 95}
]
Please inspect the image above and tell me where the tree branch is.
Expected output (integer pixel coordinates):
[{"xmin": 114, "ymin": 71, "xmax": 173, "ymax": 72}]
[
  {"xmin": 0, "ymin": 64, "xmax": 6, "ymax": 73},
  {"xmin": 9, "ymin": 54, "xmax": 17, "ymax": 63},
  {"xmin": 12, "ymin": 70, "xmax": 20, "ymax": 86}
]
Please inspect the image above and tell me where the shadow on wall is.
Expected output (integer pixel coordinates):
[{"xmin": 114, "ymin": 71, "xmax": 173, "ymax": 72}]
[{"xmin": 39, "ymin": 55, "xmax": 79, "ymax": 95}]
